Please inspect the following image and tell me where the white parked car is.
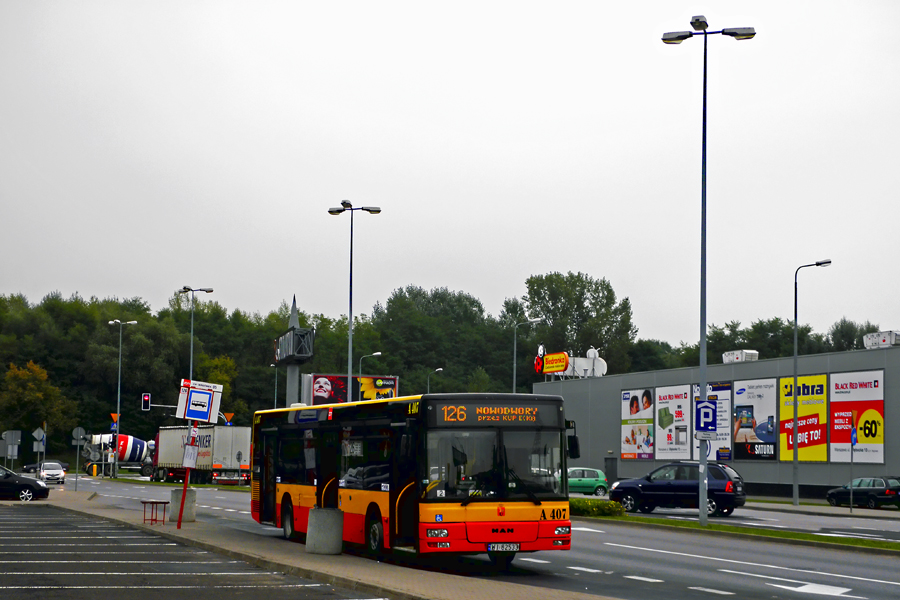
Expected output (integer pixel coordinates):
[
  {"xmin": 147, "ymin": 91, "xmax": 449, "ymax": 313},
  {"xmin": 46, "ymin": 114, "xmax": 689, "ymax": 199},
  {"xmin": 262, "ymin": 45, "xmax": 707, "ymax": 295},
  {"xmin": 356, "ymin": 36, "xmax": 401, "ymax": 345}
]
[{"xmin": 39, "ymin": 462, "xmax": 66, "ymax": 485}]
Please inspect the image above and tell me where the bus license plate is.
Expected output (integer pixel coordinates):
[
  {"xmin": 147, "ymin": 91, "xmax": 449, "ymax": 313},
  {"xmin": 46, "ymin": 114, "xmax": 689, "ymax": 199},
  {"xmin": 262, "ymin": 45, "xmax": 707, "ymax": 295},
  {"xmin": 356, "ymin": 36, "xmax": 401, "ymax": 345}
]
[{"xmin": 488, "ymin": 543, "xmax": 519, "ymax": 552}]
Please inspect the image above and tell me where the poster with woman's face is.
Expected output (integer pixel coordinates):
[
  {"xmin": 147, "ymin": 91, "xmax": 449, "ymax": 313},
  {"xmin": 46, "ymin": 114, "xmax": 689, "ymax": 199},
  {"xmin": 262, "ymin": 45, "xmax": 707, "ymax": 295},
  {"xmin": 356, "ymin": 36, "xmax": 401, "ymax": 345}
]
[
  {"xmin": 312, "ymin": 375, "xmax": 346, "ymax": 405},
  {"xmin": 310, "ymin": 374, "xmax": 399, "ymax": 405},
  {"xmin": 621, "ymin": 388, "xmax": 654, "ymax": 459}
]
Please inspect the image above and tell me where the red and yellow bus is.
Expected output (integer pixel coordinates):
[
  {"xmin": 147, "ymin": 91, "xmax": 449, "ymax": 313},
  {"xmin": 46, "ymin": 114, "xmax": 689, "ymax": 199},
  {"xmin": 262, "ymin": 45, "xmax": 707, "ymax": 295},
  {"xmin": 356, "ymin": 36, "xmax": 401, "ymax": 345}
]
[{"xmin": 251, "ymin": 392, "xmax": 580, "ymax": 567}]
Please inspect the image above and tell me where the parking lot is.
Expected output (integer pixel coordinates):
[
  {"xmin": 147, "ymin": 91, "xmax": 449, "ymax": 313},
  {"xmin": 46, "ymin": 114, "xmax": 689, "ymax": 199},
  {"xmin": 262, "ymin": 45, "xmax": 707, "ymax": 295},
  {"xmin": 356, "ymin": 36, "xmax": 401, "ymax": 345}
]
[{"xmin": 0, "ymin": 503, "xmax": 380, "ymax": 600}]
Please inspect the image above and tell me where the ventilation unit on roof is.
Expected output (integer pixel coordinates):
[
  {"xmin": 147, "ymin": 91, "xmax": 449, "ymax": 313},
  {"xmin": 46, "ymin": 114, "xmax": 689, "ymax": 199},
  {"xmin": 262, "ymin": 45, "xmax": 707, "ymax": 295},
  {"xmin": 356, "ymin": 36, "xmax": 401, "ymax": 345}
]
[{"xmin": 722, "ymin": 350, "xmax": 759, "ymax": 364}]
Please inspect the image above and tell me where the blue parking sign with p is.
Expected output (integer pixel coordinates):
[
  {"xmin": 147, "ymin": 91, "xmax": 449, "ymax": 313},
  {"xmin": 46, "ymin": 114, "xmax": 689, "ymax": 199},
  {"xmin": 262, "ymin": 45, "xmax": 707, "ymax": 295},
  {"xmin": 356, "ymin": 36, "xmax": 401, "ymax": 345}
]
[{"xmin": 696, "ymin": 400, "xmax": 717, "ymax": 432}]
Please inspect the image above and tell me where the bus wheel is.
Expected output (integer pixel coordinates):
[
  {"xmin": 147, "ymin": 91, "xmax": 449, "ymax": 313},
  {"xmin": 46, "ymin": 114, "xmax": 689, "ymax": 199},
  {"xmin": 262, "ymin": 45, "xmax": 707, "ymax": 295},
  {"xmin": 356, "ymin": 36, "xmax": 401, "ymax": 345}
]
[
  {"xmin": 488, "ymin": 552, "xmax": 515, "ymax": 570},
  {"xmin": 366, "ymin": 510, "xmax": 384, "ymax": 555},
  {"xmin": 282, "ymin": 502, "xmax": 297, "ymax": 541}
]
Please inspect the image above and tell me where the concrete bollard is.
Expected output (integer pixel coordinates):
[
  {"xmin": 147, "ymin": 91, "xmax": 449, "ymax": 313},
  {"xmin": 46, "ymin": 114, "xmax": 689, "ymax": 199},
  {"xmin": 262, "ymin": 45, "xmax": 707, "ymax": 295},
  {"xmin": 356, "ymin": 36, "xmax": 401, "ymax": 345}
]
[
  {"xmin": 305, "ymin": 507, "xmax": 344, "ymax": 554},
  {"xmin": 170, "ymin": 487, "xmax": 197, "ymax": 522}
]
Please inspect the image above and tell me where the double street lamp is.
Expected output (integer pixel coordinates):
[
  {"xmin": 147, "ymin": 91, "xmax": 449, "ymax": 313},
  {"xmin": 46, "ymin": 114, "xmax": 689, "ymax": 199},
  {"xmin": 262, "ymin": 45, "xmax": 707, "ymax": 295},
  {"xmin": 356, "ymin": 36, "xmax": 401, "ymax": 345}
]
[
  {"xmin": 358, "ymin": 352, "xmax": 382, "ymax": 402},
  {"xmin": 513, "ymin": 318, "xmax": 542, "ymax": 393},
  {"xmin": 179, "ymin": 286, "xmax": 213, "ymax": 380},
  {"xmin": 427, "ymin": 368, "xmax": 443, "ymax": 394},
  {"xmin": 792, "ymin": 259, "xmax": 832, "ymax": 505},
  {"xmin": 663, "ymin": 15, "xmax": 755, "ymax": 526},
  {"xmin": 328, "ymin": 201, "xmax": 382, "ymax": 401},
  {"xmin": 108, "ymin": 319, "xmax": 137, "ymax": 478}
]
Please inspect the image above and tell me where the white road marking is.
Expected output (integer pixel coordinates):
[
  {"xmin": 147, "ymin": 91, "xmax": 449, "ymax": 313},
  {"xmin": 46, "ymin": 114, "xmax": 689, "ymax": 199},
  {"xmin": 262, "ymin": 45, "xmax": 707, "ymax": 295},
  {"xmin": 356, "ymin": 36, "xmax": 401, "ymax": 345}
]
[
  {"xmin": 624, "ymin": 576, "xmax": 663, "ymax": 583},
  {"xmin": 719, "ymin": 570, "xmax": 866, "ymax": 598},
  {"xmin": 519, "ymin": 558, "xmax": 550, "ymax": 564},
  {"xmin": 736, "ymin": 522, "xmax": 786, "ymax": 528},
  {"xmin": 572, "ymin": 527, "xmax": 604, "ymax": 533},
  {"xmin": 814, "ymin": 533, "xmax": 892, "ymax": 541},
  {"xmin": 0, "ymin": 572, "xmax": 282, "ymax": 576},
  {"xmin": 568, "ymin": 566, "xmax": 602, "ymax": 573},
  {"xmin": 605, "ymin": 543, "xmax": 899, "ymax": 588},
  {"xmin": 688, "ymin": 587, "xmax": 734, "ymax": 595}
]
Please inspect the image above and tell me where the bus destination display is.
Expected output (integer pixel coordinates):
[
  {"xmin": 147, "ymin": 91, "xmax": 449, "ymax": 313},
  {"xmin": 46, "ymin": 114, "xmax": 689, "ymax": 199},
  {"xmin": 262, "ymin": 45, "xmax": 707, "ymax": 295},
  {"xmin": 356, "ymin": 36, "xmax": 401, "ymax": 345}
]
[{"xmin": 428, "ymin": 400, "xmax": 562, "ymax": 428}]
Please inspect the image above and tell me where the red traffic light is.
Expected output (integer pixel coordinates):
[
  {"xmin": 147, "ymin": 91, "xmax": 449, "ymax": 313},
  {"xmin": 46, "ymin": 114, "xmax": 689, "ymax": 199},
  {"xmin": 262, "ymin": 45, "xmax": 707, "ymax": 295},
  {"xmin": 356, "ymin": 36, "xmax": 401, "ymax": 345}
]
[{"xmin": 141, "ymin": 393, "xmax": 151, "ymax": 411}]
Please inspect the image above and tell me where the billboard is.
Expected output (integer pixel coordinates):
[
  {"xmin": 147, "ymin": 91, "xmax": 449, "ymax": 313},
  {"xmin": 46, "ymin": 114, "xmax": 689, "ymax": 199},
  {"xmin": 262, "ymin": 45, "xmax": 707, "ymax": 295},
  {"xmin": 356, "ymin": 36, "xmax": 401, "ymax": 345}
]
[
  {"xmin": 621, "ymin": 388, "xmax": 654, "ymax": 459},
  {"xmin": 309, "ymin": 374, "xmax": 399, "ymax": 405},
  {"xmin": 779, "ymin": 374, "xmax": 828, "ymax": 462},
  {"xmin": 829, "ymin": 370, "xmax": 884, "ymax": 464},
  {"xmin": 732, "ymin": 379, "xmax": 778, "ymax": 460},
  {"xmin": 692, "ymin": 382, "xmax": 732, "ymax": 461},
  {"xmin": 655, "ymin": 385, "xmax": 691, "ymax": 459}
]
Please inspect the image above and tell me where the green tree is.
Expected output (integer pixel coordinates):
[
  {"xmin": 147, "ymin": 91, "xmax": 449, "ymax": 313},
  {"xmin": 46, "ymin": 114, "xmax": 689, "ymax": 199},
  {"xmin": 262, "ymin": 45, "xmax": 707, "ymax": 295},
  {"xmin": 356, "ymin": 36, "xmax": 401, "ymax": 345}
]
[
  {"xmin": 0, "ymin": 361, "xmax": 77, "ymax": 457},
  {"xmin": 466, "ymin": 367, "xmax": 493, "ymax": 392},
  {"xmin": 827, "ymin": 317, "xmax": 879, "ymax": 352},
  {"xmin": 523, "ymin": 272, "xmax": 637, "ymax": 374}
]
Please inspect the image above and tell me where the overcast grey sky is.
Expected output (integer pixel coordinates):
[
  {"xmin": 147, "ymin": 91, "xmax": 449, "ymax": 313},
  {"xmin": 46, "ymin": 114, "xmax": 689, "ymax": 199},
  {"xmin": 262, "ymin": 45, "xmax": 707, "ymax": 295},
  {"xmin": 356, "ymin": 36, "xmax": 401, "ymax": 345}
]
[{"xmin": 2, "ymin": 1, "xmax": 898, "ymax": 349}]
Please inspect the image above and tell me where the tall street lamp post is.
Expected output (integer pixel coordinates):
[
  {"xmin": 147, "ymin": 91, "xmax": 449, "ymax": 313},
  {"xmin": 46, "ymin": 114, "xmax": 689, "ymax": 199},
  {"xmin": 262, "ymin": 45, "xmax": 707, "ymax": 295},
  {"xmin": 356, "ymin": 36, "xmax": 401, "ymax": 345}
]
[
  {"xmin": 792, "ymin": 259, "xmax": 832, "ymax": 505},
  {"xmin": 179, "ymin": 286, "xmax": 213, "ymax": 380},
  {"xmin": 270, "ymin": 363, "xmax": 278, "ymax": 409},
  {"xmin": 358, "ymin": 352, "xmax": 382, "ymax": 402},
  {"xmin": 428, "ymin": 368, "xmax": 443, "ymax": 394},
  {"xmin": 513, "ymin": 318, "xmax": 542, "ymax": 393},
  {"xmin": 108, "ymin": 319, "xmax": 137, "ymax": 478},
  {"xmin": 663, "ymin": 15, "xmax": 755, "ymax": 526},
  {"xmin": 328, "ymin": 201, "xmax": 382, "ymax": 402}
]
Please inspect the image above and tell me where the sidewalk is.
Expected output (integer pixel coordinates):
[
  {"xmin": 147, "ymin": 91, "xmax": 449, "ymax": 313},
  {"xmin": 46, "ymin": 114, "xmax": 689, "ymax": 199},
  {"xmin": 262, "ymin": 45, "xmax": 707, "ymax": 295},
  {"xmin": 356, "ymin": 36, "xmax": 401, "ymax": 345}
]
[{"xmin": 40, "ymin": 489, "xmax": 617, "ymax": 600}]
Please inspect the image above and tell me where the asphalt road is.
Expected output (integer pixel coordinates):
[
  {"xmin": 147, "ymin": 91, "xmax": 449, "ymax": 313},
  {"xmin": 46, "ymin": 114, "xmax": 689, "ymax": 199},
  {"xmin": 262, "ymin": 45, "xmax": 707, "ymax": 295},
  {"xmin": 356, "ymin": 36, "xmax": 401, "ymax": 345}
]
[{"xmin": 21, "ymin": 477, "xmax": 900, "ymax": 599}]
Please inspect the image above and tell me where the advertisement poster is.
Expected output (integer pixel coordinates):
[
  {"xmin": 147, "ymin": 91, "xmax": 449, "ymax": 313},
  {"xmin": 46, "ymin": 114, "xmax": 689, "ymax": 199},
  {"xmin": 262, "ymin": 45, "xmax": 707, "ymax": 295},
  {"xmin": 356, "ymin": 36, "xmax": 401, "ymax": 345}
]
[
  {"xmin": 310, "ymin": 374, "xmax": 399, "ymax": 405},
  {"xmin": 779, "ymin": 374, "xmax": 828, "ymax": 462},
  {"xmin": 621, "ymin": 388, "xmax": 654, "ymax": 459},
  {"xmin": 829, "ymin": 370, "xmax": 884, "ymax": 464},
  {"xmin": 692, "ymin": 382, "xmax": 732, "ymax": 460},
  {"xmin": 655, "ymin": 385, "xmax": 691, "ymax": 459},
  {"xmin": 732, "ymin": 379, "xmax": 778, "ymax": 460}
]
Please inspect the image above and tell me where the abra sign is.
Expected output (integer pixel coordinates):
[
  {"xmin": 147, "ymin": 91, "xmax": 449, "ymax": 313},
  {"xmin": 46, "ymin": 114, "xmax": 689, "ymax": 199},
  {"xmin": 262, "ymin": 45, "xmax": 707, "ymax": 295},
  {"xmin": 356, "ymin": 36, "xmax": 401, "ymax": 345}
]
[{"xmin": 534, "ymin": 345, "xmax": 569, "ymax": 374}]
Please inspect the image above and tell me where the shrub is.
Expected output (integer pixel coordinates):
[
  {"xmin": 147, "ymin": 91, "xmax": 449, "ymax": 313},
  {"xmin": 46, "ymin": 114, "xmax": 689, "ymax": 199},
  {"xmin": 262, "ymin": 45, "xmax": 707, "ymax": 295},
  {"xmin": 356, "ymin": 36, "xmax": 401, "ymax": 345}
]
[{"xmin": 569, "ymin": 497, "xmax": 626, "ymax": 517}]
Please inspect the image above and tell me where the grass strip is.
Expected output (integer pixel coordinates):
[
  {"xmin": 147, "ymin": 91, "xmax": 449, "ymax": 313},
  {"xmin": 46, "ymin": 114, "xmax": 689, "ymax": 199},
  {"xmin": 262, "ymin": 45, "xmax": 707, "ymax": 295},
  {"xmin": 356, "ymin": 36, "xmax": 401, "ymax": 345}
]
[{"xmin": 600, "ymin": 513, "xmax": 900, "ymax": 552}]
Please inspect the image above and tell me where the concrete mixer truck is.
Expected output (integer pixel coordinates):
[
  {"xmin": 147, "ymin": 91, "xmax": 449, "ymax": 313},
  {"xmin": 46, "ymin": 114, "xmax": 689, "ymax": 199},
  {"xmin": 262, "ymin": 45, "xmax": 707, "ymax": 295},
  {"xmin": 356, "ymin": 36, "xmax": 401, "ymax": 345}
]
[{"xmin": 81, "ymin": 433, "xmax": 154, "ymax": 477}]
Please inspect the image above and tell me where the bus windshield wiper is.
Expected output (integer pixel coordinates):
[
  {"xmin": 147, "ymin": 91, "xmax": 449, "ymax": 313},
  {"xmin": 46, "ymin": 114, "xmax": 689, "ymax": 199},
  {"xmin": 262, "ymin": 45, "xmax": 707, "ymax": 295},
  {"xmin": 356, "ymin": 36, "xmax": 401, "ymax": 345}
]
[{"xmin": 507, "ymin": 468, "xmax": 541, "ymax": 505}]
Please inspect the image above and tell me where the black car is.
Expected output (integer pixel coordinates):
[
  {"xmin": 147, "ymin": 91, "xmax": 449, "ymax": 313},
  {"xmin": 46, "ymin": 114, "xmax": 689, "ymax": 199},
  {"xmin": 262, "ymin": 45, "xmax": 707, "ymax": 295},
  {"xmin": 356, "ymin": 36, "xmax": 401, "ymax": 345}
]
[
  {"xmin": 0, "ymin": 464, "xmax": 50, "ymax": 502},
  {"xmin": 826, "ymin": 477, "xmax": 900, "ymax": 509},
  {"xmin": 609, "ymin": 461, "xmax": 746, "ymax": 517}
]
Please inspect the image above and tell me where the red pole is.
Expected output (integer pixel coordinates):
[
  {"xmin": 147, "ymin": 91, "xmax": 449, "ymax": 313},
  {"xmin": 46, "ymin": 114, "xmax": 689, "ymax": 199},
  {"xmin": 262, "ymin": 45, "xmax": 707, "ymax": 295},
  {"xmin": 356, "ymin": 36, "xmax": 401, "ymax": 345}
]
[{"xmin": 176, "ymin": 420, "xmax": 197, "ymax": 530}]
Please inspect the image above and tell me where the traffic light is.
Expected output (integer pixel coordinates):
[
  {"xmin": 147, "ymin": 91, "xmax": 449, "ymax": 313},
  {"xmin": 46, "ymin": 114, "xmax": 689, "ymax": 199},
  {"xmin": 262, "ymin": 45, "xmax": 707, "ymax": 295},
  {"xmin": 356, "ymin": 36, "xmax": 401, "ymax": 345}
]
[{"xmin": 142, "ymin": 393, "xmax": 151, "ymax": 411}]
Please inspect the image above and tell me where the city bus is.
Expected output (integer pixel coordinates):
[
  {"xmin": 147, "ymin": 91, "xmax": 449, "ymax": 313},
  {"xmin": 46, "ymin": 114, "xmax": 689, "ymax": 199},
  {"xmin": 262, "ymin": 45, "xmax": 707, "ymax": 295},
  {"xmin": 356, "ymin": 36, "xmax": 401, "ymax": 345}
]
[{"xmin": 250, "ymin": 392, "xmax": 580, "ymax": 568}]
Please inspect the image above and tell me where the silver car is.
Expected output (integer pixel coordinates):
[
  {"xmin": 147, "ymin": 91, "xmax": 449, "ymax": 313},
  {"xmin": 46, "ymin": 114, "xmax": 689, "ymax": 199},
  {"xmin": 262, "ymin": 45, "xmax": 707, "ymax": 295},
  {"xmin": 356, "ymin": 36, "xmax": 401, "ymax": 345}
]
[{"xmin": 39, "ymin": 461, "xmax": 66, "ymax": 485}]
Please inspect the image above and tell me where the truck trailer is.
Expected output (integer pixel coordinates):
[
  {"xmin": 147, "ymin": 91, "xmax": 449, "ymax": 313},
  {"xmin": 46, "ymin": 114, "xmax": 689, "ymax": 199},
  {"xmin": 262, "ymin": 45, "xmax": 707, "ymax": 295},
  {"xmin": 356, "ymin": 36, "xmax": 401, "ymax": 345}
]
[{"xmin": 152, "ymin": 425, "xmax": 250, "ymax": 485}]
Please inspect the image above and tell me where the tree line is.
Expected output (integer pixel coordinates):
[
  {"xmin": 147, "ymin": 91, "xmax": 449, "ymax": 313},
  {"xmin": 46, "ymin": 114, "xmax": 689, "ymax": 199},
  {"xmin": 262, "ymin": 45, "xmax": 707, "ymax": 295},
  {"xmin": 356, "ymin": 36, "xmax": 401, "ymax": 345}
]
[{"xmin": 0, "ymin": 271, "xmax": 877, "ymax": 462}]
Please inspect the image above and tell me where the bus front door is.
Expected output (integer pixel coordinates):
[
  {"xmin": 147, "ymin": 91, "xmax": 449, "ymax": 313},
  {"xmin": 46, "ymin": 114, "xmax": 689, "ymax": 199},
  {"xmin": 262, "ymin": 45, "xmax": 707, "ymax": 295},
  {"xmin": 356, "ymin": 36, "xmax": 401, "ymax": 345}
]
[
  {"xmin": 260, "ymin": 433, "xmax": 277, "ymax": 523},
  {"xmin": 317, "ymin": 430, "xmax": 340, "ymax": 509}
]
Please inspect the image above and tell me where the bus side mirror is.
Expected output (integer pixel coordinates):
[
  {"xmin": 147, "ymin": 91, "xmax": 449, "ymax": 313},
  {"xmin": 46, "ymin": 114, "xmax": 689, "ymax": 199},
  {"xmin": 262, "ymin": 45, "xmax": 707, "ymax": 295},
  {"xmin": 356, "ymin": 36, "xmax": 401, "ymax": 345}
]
[{"xmin": 567, "ymin": 435, "xmax": 581, "ymax": 460}]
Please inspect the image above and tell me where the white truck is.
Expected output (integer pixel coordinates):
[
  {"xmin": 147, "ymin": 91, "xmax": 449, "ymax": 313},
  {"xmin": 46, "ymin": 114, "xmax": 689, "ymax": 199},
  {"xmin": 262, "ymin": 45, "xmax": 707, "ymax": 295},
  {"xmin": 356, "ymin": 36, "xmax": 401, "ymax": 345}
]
[{"xmin": 152, "ymin": 425, "xmax": 250, "ymax": 485}]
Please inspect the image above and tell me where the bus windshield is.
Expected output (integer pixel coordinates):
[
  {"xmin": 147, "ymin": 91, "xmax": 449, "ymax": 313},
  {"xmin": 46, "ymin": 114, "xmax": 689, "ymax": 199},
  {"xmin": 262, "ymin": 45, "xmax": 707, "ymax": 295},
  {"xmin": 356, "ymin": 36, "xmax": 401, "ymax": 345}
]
[{"xmin": 423, "ymin": 429, "xmax": 564, "ymax": 501}]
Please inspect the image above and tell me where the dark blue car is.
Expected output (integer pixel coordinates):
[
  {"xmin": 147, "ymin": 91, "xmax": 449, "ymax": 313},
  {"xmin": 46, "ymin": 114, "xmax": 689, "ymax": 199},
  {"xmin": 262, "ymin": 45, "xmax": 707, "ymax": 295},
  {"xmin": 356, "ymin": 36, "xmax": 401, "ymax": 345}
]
[{"xmin": 610, "ymin": 461, "xmax": 746, "ymax": 517}]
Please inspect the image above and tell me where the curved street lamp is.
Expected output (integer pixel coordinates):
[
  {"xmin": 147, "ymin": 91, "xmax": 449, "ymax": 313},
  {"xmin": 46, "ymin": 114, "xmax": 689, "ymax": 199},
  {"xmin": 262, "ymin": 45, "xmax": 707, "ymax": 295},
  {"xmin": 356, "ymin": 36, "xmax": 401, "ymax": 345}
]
[
  {"xmin": 427, "ymin": 368, "xmax": 443, "ymax": 394},
  {"xmin": 328, "ymin": 201, "xmax": 382, "ymax": 402},
  {"xmin": 513, "ymin": 318, "xmax": 543, "ymax": 393},
  {"xmin": 178, "ymin": 286, "xmax": 213, "ymax": 380},
  {"xmin": 358, "ymin": 352, "xmax": 382, "ymax": 402},
  {"xmin": 662, "ymin": 15, "xmax": 756, "ymax": 526},
  {"xmin": 108, "ymin": 319, "xmax": 137, "ymax": 478},
  {"xmin": 792, "ymin": 259, "xmax": 832, "ymax": 505}
]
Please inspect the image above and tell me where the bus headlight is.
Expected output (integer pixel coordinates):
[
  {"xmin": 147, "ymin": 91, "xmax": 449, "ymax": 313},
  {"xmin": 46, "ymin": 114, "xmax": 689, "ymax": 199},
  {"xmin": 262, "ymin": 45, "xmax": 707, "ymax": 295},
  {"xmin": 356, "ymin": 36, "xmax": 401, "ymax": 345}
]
[
  {"xmin": 426, "ymin": 529, "xmax": 449, "ymax": 538},
  {"xmin": 555, "ymin": 526, "xmax": 570, "ymax": 535}
]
